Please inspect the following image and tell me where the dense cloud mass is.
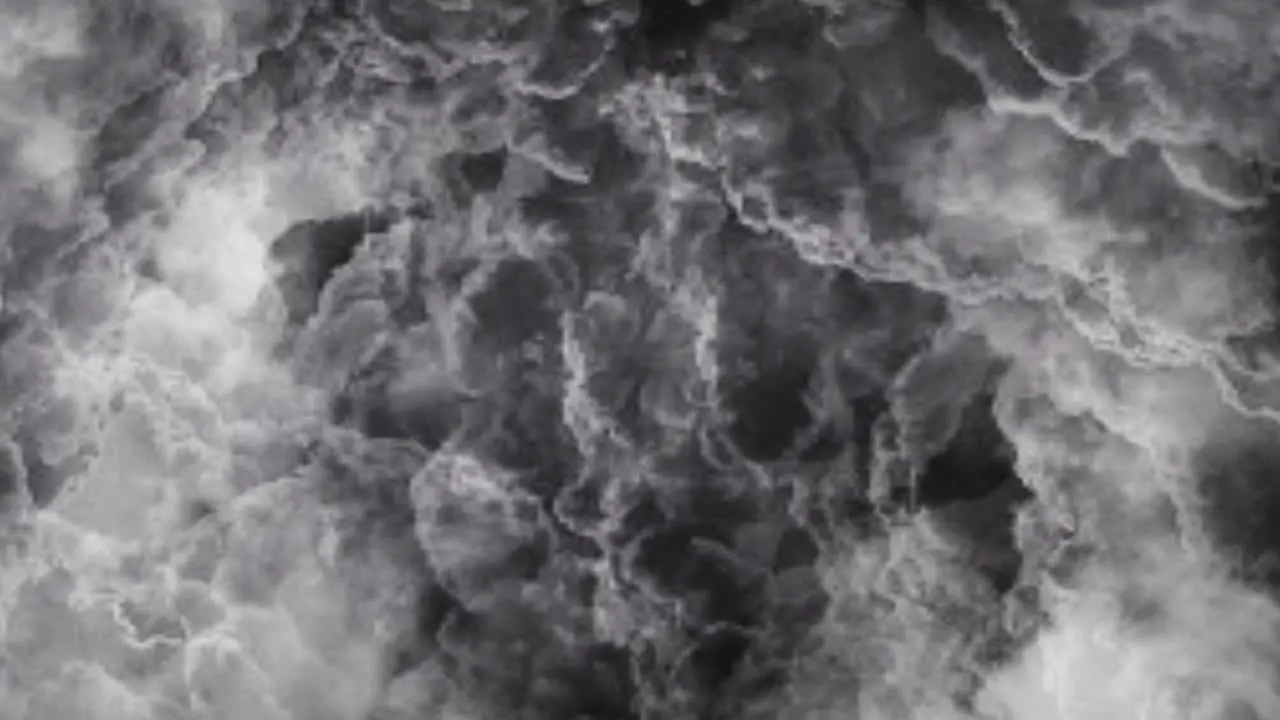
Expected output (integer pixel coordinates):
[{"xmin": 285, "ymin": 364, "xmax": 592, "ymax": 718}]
[{"xmin": 4, "ymin": 0, "xmax": 1280, "ymax": 718}]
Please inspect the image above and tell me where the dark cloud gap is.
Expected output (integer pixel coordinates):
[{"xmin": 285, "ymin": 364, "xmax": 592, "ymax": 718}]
[
  {"xmin": 333, "ymin": 379, "xmax": 472, "ymax": 450},
  {"xmin": 14, "ymin": 420, "xmax": 89, "ymax": 509},
  {"xmin": 1196, "ymin": 432, "xmax": 1280, "ymax": 593},
  {"xmin": 464, "ymin": 256, "xmax": 565, "ymax": 351},
  {"xmin": 624, "ymin": 0, "xmax": 738, "ymax": 76},
  {"xmin": 268, "ymin": 210, "xmax": 391, "ymax": 335},
  {"xmin": 1243, "ymin": 180, "xmax": 1280, "ymax": 317},
  {"xmin": 915, "ymin": 390, "xmax": 1024, "ymax": 509},
  {"xmin": 453, "ymin": 149, "xmax": 509, "ymax": 194},
  {"xmin": 721, "ymin": 359, "xmax": 817, "ymax": 463}
]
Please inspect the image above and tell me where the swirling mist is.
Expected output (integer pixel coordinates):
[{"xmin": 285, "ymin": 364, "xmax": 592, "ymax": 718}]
[{"xmin": 3, "ymin": 0, "xmax": 1280, "ymax": 718}]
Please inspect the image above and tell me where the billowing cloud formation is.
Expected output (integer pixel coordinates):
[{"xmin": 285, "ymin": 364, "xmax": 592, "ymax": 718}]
[{"xmin": 5, "ymin": 0, "xmax": 1280, "ymax": 718}]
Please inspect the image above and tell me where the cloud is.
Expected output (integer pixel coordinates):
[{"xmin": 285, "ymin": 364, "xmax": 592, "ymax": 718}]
[{"xmin": 8, "ymin": 0, "xmax": 1280, "ymax": 718}]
